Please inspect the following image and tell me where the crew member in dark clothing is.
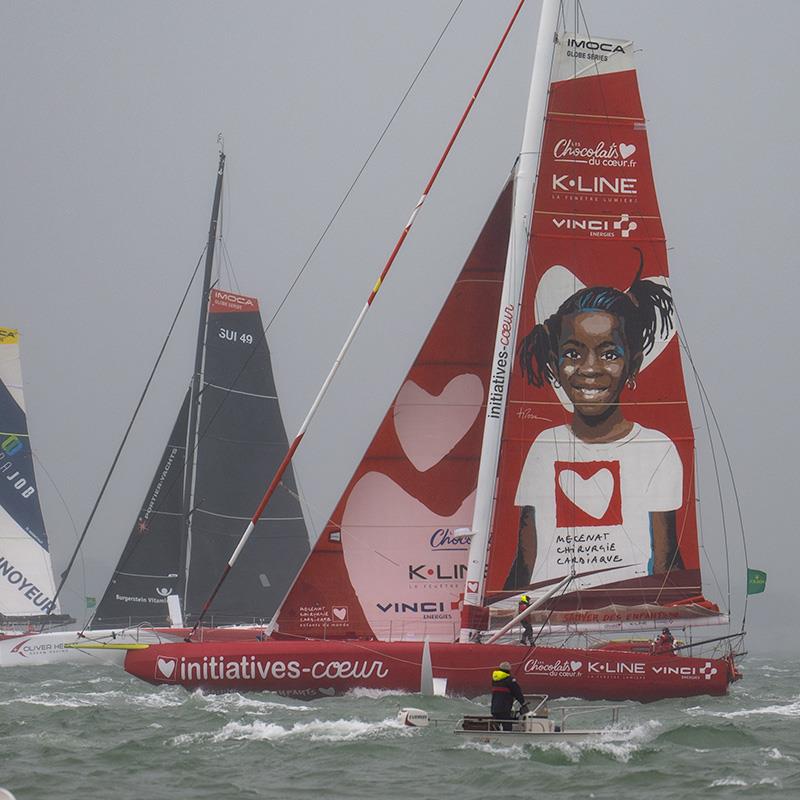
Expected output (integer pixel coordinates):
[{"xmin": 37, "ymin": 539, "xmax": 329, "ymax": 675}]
[
  {"xmin": 518, "ymin": 594, "xmax": 534, "ymax": 646},
  {"xmin": 491, "ymin": 660, "xmax": 527, "ymax": 731}
]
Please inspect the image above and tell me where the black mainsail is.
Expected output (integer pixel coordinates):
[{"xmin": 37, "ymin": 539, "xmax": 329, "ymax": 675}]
[
  {"xmin": 92, "ymin": 153, "xmax": 309, "ymax": 628},
  {"xmin": 184, "ymin": 291, "xmax": 310, "ymax": 624},
  {"xmin": 91, "ymin": 396, "xmax": 189, "ymax": 627}
]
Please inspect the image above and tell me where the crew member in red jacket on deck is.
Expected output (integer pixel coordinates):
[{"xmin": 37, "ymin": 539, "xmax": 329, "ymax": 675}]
[
  {"xmin": 518, "ymin": 594, "xmax": 535, "ymax": 646},
  {"xmin": 491, "ymin": 661, "xmax": 528, "ymax": 731},
  {"xmin": 652, "ymin": 627, "xmax": 675, "ymax": 655}
]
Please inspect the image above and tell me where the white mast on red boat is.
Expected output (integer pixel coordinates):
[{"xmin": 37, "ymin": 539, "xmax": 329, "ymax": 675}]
[{"xmin": 459, "ymin": 0, "xmax": 562, "ymax": 643}]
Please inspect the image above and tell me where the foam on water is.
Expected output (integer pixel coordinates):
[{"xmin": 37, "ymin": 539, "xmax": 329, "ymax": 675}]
[
  {"xmin": 691, "ymin": 697, "xmax": 800, "ymax": 719},
  {"xmin": 193, "ymin": 690, "xmax": 312, "ymax": 714},
  {"xmin": 3, "ymin": 656, "xmax": 800, "ymax": 800},
  {"xmin": 460, "ymin": 740, "xmax": 532, "ymax": 761},
  {"xmin": 172, "ymin": 716, "xmax": 413, "ymax": 746},
  {"xmin": 347, "ymin": 687, "xmax": 416, "ymax": 700},
  {"xmin": 458, "ymin": 720, "xmax": 660, "ymax": 764},
  {"xmin": 710, "ymin": 777, "xmax": 748, "ymax": 787},
  {"xmin": 709, "ymin": 776, "xmax": 782, "ymax": 789},
  {"xmin": 2, "ymin": 688, "xmax": 186, "ymax": 710},
  {"xmin": 763, "ymin": 747, "xmax": 796, "ymax": 762}
]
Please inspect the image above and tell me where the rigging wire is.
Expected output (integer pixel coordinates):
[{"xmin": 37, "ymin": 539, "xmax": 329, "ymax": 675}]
[
  {"xmin": 683, "ymin": 335, "xmax": 749, "ymax": 630},
  {"xmin": 51, "ymin": 247, "xmax": 207, "ymax": 623},
  {"xmin": 693, "ymin": 439, "xmax": 728, "ymax": 611},
  {"xmin": 217, "ymin": 153, "xmax": 242, "ymax": 293},
  {"xmin": 509, "ymin": 577, "xmax": 573, "ymax": 677},
  {"xmin": 674, "ymin": 311, "xmax": 733, "ymax": 619},
  {"xmin": 219, "ymin": 238, "xmax": 241, "ymax": 294},
  {"xmin": 260, "ymin": 0, "xmax": 466, "ymax": 337},
  {"xmin": 30, "ymin": 452, "xmax": 88, "ymax": 628}
]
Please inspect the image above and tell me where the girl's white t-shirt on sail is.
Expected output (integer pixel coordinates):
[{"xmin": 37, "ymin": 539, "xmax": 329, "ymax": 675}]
[{"xmin": 514, "ymin": 422, "xmax": 682, "ymax": 591}]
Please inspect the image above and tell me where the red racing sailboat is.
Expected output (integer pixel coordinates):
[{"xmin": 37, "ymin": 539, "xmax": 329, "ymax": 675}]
[{"xmin": 124, "ymin": 0, "xmax": 744, "ymax": 701}]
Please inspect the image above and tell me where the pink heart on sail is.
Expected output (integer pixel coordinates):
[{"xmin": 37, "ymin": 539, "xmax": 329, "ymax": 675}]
[
  {"xmin": 393, "ymin": 375, "xmax": 483, "ymax": 472},
  {"xmin": 558, "ymin": 469, "xmax": 614, "ymax": 519},
  {"xmin": 619, "ymin": 143, "xmax": 636, "ymax": 159},
  {"xmin": 341, "ymin": 472, "xmax": 475, "ymax": 641},
  {"xmin": 466, "ymin": 581, "xmax": 479, "ymax": 594},
  {"xmin": 157, "ymin": 657, "xmax": 176, "ymax": 679},
  {"xmin": 332, "ymin": 606, "xmax": 348, "ymax": 621}
]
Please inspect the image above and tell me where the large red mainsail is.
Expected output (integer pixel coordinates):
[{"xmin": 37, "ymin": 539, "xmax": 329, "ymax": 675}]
[
  {"xmin": 274, "ymin": 183, "xmax": 512, "ymax": 642},
  {"xmin": 483, "ymin": 35, "xmax": 718, "ymax": 629}
]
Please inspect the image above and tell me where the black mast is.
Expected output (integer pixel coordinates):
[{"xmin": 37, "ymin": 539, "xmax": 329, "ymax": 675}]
[{"xmin": 179, "ymin": 149, "xmax": 226, "ymax": 615}]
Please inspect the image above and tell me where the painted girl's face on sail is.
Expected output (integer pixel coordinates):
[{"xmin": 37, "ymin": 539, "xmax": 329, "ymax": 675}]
[{"xmin": 556, "ymin": 311, "xmax": 635, "ymax": 416}]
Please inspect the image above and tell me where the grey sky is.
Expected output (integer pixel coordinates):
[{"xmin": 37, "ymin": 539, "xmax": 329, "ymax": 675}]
[{"xmin": 1, "ymin": 2, "xmax": 795, "ymax": 653}]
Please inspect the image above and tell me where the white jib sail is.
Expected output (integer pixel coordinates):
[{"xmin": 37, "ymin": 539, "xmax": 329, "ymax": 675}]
[{"xmin": 0, "ymin": 327, "xmax": 60, "ymax": 618}]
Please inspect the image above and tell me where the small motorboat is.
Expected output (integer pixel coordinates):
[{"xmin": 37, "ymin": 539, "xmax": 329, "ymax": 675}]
[{"xmin": 452, "ymin": 694, "xmax": 628, "ymax": 744}]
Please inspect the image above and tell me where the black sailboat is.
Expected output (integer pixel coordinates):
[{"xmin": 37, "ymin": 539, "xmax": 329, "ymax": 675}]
[{"xmin": 92, "ymin": 152, "xmax": 310, "ymax": 629}]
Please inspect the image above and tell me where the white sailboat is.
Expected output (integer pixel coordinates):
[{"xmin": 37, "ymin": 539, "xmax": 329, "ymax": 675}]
[{"xmin": 0, "ymin": 326, "xmax": 71, "ymax": 633}]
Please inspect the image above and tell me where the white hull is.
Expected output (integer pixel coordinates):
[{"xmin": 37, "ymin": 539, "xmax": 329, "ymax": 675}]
[{"xmin": 0, "ymin": 628, "xmax": 181, "ymax": 667}]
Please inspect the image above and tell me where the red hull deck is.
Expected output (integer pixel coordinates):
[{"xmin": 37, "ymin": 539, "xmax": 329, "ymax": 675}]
[{"xmin": 124, "ymin": 639, "xmax": 736, "ymax": 702}]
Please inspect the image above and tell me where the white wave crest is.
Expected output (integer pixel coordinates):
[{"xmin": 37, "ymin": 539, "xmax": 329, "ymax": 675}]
[
  {"xmin": 710, "ymin": 777, "xmax": 748, "ymax": 787},
  {"xmin": 459, "ymin": 741, "xmax": 531, "ymax": 761},
  {"xmin": 763, "ymin": 747, "xmax": 796, "ymax": 762},
  {"xmin": 710, "ymin": 776, "xmax": 782, "ymax": 789},
  {"xmin": 194, "ymin": 691, "xmax": 312, "ymax": 714},
  {"xmin": 1, "ymin": 688, "xmax": 185, "ymax": 710},
  {"xmin": 172, "ymin": 716, "xmax": 412, "ymax": 746},
  {"xmin": 694, "ymin": 697, "xmax": 800, "ymax": 719},
  {"xmin": 347, "ymin": 687, "xmax": 414, "ymax": 700}
]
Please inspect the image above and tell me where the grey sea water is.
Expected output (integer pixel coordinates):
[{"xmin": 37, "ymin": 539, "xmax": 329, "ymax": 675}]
[{"xmin": 1, "ymin": 655, "xmax": 797, "ymax": 799}]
